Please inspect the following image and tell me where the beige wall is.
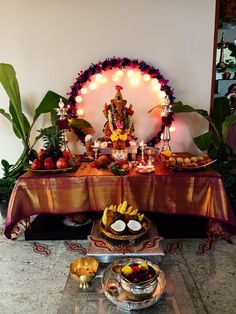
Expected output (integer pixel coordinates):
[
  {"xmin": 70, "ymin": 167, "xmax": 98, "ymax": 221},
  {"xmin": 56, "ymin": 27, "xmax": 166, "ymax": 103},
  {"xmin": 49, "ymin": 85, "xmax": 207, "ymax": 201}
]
[{"xmin": 0, "ymin": 0, "xmax": 216, "ymax": 175}]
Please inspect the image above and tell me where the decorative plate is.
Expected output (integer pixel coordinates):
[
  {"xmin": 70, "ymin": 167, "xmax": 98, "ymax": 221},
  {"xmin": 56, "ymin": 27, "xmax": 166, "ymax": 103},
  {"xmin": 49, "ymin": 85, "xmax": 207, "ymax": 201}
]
[
  {"xmin": 137, "ymin": 166, "xmax": 155, "ymax": 173},
  {"xmin": 102, "ymin": 258, "xmax": 166, "ymax": 311},
  {"xmin": 99, "ymin": 217, "xmax": 150, "ymax": 241},
  {"xmin": 169, "ymin": 159, "xmax": 217, "ymax": 171},
  {"xmin": 27, "ymin": 166, "xmax": 76, "ymax": 174}
]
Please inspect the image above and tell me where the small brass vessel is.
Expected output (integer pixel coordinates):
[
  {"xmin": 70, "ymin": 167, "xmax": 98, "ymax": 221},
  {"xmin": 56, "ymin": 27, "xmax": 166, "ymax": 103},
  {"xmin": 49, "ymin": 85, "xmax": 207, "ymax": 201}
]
[{"xmin": 70, "ymin": 257, "xmax": 99, "ymax": 289}]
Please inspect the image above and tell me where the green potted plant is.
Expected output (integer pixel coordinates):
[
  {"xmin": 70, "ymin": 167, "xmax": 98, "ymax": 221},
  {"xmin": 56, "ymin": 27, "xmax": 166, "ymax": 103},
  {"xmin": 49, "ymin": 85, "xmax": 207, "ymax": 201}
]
[
  {"xmin": 0, "ymin": 63, "xmax": 93, "ymax": 213},
  {"xmin": 172, "ymin": 97, "xmax": 236, "ymax": 209}
]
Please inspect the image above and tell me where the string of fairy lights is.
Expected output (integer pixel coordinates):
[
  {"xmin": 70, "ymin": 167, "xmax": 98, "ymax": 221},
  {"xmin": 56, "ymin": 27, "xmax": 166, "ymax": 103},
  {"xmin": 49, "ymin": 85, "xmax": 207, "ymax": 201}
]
[{"xmin": 66, "ymin": 57, "xmax": 175, "ymax": 145}]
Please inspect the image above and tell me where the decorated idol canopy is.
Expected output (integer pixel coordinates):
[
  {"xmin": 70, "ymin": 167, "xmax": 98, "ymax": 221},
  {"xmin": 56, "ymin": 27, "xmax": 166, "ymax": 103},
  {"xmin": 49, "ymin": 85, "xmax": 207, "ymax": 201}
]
[{"xmin": 66, "ymin": 57, "xmax": 175, "ymax": 153}]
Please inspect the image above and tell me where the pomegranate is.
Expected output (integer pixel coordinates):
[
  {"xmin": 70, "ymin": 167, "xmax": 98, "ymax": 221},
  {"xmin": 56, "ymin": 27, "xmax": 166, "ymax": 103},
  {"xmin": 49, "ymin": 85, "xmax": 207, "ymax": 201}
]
[
  {"xmin": 44, "ymin": 157, "xmax": 55, "ymax": 170},
  {"xmin": 31, "ymin": 159, "xmax": 42, "ymax": 170},
  {"xmin": 38, "ymin": 149, "xmax": 47, "ymax": 160},
  {"xmin": 62, "ymin": 150, "xmax": 71, "ymax": 159},
  {"xmin": 56, "ymin": 157, "xmax": 68, "ymax": 169}
]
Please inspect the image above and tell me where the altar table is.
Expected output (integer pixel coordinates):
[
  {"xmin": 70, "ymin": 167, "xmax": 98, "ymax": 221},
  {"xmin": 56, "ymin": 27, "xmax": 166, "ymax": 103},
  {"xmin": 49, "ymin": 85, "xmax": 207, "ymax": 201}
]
[{"xmin": 4, "ymin": 162, "xmax": 236, "ymax": 239}]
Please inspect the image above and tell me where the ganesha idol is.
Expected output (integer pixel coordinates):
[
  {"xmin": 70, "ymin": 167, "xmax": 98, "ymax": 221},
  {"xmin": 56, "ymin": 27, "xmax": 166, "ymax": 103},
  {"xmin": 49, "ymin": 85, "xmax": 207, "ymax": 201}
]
[{"xmin": 103, "ymin": 85, "xmax": 135, "ymax": 143}]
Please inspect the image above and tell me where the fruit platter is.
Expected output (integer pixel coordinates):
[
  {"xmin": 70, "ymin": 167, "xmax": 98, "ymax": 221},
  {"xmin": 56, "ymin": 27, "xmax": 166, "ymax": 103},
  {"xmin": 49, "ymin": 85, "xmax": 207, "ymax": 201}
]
[
  {"xmin": 28, "ymin": 126, "xmax": 79, "ymax": 173},
  {"xmin": 100, "ymin": 201, "xmax": 150, "ymax": 241},
  {"xmin": 166, "ymin": 154, "xmax": 216, "ymax": 171},
  {"xmin": 102, "ymin": 258, "xmax": 166, "ymax": 310}
]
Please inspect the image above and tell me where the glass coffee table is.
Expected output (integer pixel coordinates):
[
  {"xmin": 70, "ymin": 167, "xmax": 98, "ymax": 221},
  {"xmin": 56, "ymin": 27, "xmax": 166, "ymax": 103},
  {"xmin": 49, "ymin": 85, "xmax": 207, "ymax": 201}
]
[{"xmin": 57, "ymin": 262, "xmax": 201, "ymax": 314}]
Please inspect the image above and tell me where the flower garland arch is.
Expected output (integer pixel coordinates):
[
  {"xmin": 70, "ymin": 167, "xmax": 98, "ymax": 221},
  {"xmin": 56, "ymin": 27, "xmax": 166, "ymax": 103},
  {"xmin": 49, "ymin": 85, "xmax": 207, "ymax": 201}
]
[{"xmin": 67, "ymin": 57, "xmax": 175, "ymax": 145}]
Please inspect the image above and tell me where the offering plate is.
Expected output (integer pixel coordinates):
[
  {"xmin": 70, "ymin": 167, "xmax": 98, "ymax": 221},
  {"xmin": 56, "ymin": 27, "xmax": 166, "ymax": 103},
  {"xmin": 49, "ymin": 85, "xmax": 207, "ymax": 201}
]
[
  {"xmin": 99, "ymin": 217, "xmax": 150, "ymax": 242},
  {"xmin": 102, "ymin": 258, "xmax": 166, "ymax": 310},
  {"xmin": 169, "ymin": 159, "xmax": 217, "ymax": 171}
]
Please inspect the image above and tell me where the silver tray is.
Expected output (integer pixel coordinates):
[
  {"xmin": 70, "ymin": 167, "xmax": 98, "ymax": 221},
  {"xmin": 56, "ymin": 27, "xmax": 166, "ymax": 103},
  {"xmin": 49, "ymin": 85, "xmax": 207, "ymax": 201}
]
[{"xmin": 102, "ymin": 258, "xmax": 166, "ymax": 311}]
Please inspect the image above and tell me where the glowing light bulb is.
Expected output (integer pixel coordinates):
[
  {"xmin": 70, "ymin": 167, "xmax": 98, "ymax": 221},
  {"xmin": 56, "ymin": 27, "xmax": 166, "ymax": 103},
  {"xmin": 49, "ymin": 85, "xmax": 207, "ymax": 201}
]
[
  {"xmin": 151, "ymin": 78, "xmax": 159, "ymax": 85},
  {"xmin": 159, "ymin": 91, "xmax": 166, "ymax": 99},
  {"xmin": 152, "ymin": 84, "xmax": 161, "ymax": 91},
  {"xmin": 127, "ymin": 70, "xmax": 134, "ymax": 77},
  {"xmin": 81, "ymin": 87, "xmax": 88, "ymax": 95},
  {"xmin": 89, "ymin": 82, "xmax": 97, "ymax": 90},
  {"xmin": 95, "ymin": 74, "xmax": 103, "ymax": 82},
  {"xmin": 143, "ymin": 74, "xmax": 151, "ymax": 81},
  {"xmin": 112, "ymin": 75, "xmax": 119, "ymax": 82},
  {"xmin": 169, "ymin": 126, "xmax": 176, "ymax": 132},
  {"xmin": 77, "ymin": 108, "xmax": 84, "ymax": 116},
  {"xmin": 75, "ymin": 95, "xmax": 83, "ymax": 103},
  {"xmin": 116, "ymin": 70, "xmax": 123, "ymax": 77},
  {"xmin": 135, "ymin": 71, "xmax": 141, "ymax": 78},
  {"xmin": 130, "ymin": 76, "xmax": 139, "ymax": 86},
  {"xmin": 101, "ymin": 77, "xmax": 107, "ymax": 84}
]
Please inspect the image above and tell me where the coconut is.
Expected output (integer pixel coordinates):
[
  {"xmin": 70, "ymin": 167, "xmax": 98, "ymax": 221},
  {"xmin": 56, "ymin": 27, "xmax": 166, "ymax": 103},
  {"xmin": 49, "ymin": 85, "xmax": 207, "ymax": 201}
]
[
  {"xmin": 127, "ymin": 220, "xmax": 142, "ymax": 234},
  {"xmin": 110, "ymin": 220, "xmax": 126, "ymax": 234}
]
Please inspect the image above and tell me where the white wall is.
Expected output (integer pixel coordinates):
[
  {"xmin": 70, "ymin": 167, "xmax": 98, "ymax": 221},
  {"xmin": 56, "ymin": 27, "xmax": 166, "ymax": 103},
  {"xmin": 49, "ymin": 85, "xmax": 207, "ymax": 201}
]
[{"xmin": 0, "ymin": 0, "xmax": 216, "ymax": 176}]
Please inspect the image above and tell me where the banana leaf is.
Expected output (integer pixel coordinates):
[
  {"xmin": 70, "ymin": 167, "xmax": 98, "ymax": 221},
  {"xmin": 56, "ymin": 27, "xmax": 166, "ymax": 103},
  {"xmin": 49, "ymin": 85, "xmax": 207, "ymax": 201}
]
[
  {"xmin": 193, "ymin": 131, "xmax": 213, "ymax": 151},
  {"xmin": 0, "ymin": 108, "xmax": 12, "ymax": 122},
  {"xmin": 0, "ymin": 64, "xmax": 21, "ymax": 111},
  {"xmin": 0, "ymin": 63, "xmax": 29, "ymax": 140},
  {"xmin": 34, "ymin": 91, "xmax": 68, "ymax": 122},
  {"xmin": 68, "ymin": 118, "xmax": 93, "ymax": 130},
  {"xmin": 9, "ymin": 102, "xmax": 30, "ymax": 139},
  {"xmin": 212, "ymin": 97, "xmax": 231, "ymax": 137},
  {"xmin": 222, "ymin": 111, "xmax": 236, "ymax": 141}
]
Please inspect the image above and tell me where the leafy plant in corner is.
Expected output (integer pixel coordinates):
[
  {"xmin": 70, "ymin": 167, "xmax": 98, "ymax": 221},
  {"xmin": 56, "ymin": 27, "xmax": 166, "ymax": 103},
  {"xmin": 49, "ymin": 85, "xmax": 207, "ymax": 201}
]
[
  {"xmin": 172, "ymin": 97, "xmax": 236, "ymax": 204},
  {"xmin": 0, "ymin": 63, "xmax": 93, "ymax": 203}
]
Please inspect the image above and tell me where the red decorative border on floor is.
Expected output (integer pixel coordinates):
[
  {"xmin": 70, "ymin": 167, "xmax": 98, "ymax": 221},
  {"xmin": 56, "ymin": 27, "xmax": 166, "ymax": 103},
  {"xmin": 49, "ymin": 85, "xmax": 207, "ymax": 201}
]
[
  {"xmin": 64, "ymin": 241, "xmax": 87, "ymax": 255},
  {"xmin": 33, "ymin": 242, "xmax": 51, "ymax": 256}
]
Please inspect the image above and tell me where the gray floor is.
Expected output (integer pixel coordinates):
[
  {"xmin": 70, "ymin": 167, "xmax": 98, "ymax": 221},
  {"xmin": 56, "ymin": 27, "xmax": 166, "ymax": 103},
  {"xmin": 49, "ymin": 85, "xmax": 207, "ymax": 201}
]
[{"xmin": 0, "ymin": 215, "xmax": 236, "ymax": 314}]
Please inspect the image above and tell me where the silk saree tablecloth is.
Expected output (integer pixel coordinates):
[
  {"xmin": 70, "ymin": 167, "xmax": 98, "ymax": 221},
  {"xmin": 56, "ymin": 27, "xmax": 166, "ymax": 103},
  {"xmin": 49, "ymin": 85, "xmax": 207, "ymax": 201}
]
[{"xmin": 4, "ymin": 162, "xmax": 236, "ymax": 239}]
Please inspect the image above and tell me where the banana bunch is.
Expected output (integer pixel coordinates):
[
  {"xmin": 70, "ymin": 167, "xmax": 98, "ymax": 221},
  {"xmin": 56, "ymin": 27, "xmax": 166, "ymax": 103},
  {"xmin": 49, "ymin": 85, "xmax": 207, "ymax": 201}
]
[{"xmin": 102, "ymin": 201, "xmax": 144, "ymax": 226}]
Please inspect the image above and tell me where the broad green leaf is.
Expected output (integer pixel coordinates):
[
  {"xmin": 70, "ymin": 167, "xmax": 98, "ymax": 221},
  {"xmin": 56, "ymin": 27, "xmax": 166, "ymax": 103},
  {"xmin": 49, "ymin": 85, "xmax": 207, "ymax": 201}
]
[
  {"xmin": 0, "ymin": 108, "xmax": 12, "ymax": 122},
  {"xmin": 34, "ymin": 91, "xmax": 68, "ymax": 121},
  {"xmin": 0, "ymin": 64, "xmax": 21, "ymax": 111},
  {"xmin": 9, "ymin": 101, "xmax": 31, "ymax": 139},
  {"xmin": 50, "ymin": 109, "xmax": 58, "ymax": 125},
  {"xmin": 0, "ymin": 64, "xmax": 27, "ymax": 139},
  {"xmin": 68, "ymin": 118, "xmax": 93, "ymax": 129},
  {"xmin": 212, "ymin": 97, "xmax": 231, "ymax": 136},
  {"xmin": 222, "ymin": 112, "xmax": 236, "ymax": 140},
  {"xmin": 193, "ymin": 131, "xmax": 213, "ymax": 151}
]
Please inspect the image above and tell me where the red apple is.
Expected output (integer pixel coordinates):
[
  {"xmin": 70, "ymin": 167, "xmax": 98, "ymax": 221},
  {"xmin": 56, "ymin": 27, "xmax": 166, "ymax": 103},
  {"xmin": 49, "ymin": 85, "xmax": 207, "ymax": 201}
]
[
  {"xmin": 31, "ymin": 159, "xmax": 42, "ymax": 170},
  {"xmin": 62, "ymin": 150, "xmax": 71, "ymax": 159},
  {"xmin": 56, "ymin": 157, "xmax": 68, "ymax": 169},
  {"xmin": 91, "ymin": 161, "xmax": 97, "ymax": 168},
  {"xmin": 38, "ymin": 149, "xmax": 47, "ymax": 160},
  {"xmin": 44, "ymin": 157, "xmax": 55, "ymax": 170}
]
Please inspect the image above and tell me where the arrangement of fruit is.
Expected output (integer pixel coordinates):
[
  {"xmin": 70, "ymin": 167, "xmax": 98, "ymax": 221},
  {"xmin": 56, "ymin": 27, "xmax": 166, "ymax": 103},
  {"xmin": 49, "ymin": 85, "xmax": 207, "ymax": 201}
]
[
  {"xmin": 108, "ymin": 160, "xmax": 131, "ymax": 176},
  {"xmin": 30, "ymin": 126, "xmax": 73, "ymax": 171},
  {"xmin": 121, "ymin": 262, "xmax": 156, "ymax": 284},
  {"xmin": 166, "ymin": 154, "xmax": 213, "ymax": 168},
  {"xmin": 101, "ymin": 201, "xmax": 145, "ymax": 235}
]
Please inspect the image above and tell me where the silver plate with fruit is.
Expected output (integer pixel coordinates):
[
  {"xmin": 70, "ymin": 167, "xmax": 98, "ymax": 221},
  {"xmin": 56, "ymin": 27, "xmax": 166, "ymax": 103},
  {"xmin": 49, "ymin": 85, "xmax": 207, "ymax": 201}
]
[
  {"xmin": 27, "ymin": 166, "xmax": 75, "ymax": 174},
  {"xmin": 102, "ymin": 258, "xmax": 166, "ymax": 310}
]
